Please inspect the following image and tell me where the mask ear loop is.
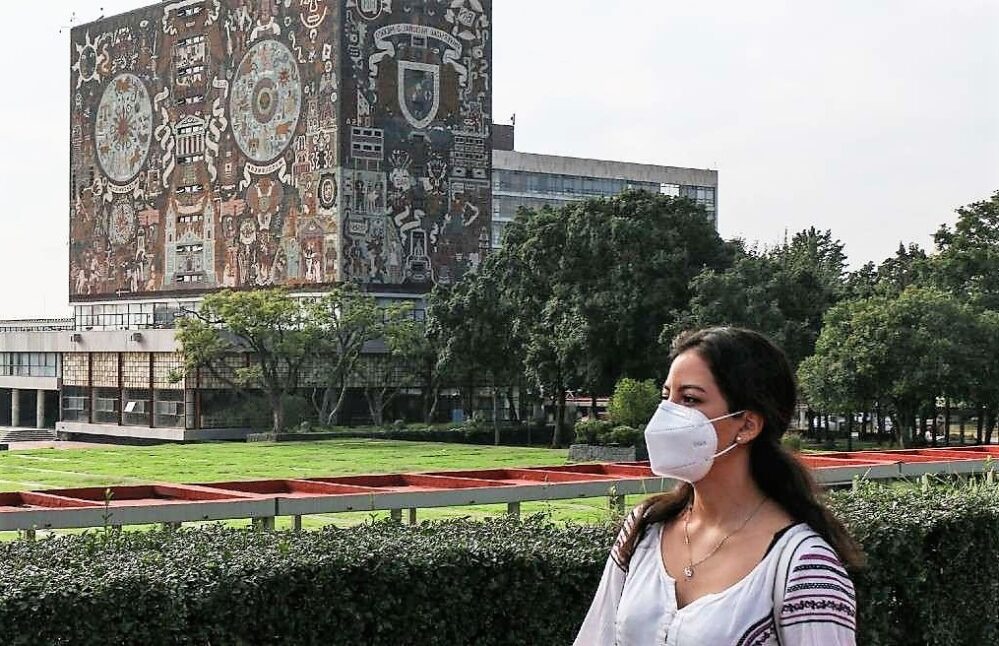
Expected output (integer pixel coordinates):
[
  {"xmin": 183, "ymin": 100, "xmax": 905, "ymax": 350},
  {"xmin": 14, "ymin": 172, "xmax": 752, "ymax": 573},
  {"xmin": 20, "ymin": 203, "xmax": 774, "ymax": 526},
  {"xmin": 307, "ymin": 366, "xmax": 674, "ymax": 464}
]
[
  {"xmin": 710, "ymin": 410, "xmax": 748, "ymax": 459},
  {"xmin": 712, "ymin": 440, "xmax": 741, "ymax": 460}
]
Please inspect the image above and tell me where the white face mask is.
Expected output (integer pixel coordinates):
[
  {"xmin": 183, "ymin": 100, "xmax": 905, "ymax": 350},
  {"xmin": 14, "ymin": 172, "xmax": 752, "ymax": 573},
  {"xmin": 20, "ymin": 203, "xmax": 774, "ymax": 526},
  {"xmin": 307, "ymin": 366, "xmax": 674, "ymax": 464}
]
[{"xmin": 643, "ymin": 399, "xmax": 745, "ymax": 482}]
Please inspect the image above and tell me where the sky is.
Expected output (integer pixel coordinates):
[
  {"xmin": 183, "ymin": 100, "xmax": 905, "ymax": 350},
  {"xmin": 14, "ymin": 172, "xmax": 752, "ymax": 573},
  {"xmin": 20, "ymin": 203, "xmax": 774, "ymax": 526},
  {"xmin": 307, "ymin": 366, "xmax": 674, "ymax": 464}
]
[{"xmin": 0, "ymin": 1, "xmax": 996, "ymax": 318}]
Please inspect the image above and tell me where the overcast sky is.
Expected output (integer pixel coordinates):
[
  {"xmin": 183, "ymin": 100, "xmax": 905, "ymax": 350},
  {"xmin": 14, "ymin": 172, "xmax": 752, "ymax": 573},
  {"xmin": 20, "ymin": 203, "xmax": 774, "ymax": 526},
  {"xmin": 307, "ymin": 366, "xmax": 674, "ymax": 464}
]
[{"xmin": 0, "ymin": 1, "xmax": 996, "ymax": 318}]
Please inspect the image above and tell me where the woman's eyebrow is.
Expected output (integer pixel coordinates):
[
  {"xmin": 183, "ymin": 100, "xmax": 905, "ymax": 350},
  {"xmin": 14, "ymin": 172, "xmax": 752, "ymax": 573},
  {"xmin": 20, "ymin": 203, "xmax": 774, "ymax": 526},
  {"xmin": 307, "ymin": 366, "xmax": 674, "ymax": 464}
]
[{"xmin": 661, "ymin": 385, "xmax": 707, "ymax": 393}]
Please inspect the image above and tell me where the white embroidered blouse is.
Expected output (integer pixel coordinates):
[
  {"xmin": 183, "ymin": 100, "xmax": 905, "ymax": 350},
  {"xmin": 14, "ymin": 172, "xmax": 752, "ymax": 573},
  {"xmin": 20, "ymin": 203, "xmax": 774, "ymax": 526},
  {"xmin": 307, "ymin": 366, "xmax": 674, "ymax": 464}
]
[{"xmin": 573, "ymin": 510, "xmax": 857, "ymax": 646}]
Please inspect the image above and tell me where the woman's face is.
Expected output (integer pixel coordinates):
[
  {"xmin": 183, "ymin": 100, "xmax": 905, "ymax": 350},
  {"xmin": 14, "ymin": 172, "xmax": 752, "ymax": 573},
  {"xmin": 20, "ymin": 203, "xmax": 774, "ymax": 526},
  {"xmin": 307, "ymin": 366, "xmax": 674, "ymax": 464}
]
[{"xmin": 662, "ymin": 350, "xmax": 743, "ymax": 442}]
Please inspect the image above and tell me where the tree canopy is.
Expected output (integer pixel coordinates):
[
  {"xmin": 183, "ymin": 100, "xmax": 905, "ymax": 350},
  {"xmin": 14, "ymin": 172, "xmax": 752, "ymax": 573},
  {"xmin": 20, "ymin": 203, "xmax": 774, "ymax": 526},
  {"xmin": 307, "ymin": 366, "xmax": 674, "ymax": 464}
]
[
  {"xmin": 175, "ymin": 289, "xmax": 315, "ymax": 433},
  {"xmin": 430, "ymin": 190, "xmax": 731, "ymax": 444},
  {"xmin": 667, "ymin": 227, "xmax": 847, "ymax": 368}
]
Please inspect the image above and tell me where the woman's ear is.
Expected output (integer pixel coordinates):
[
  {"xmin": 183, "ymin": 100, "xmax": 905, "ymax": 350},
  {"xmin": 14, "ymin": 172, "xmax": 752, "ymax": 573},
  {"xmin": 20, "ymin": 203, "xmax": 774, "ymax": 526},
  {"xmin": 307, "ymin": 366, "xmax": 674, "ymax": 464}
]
[{"xmin": 736, "ymin": 410, "xmax": 765, "ymax": 443}]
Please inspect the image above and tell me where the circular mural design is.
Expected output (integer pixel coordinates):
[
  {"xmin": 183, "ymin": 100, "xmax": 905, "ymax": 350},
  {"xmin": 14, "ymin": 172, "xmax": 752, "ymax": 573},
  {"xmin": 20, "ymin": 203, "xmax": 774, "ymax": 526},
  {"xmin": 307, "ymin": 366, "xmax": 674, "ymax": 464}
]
[
  {"xmin": 94, "ymin": 73, "xmax": 153, "ymax": 183},
  {"xmin": 108, "ymin": 199, "xmax": 137, "ymax": 245},
  {"xmin": 231, "ymin": 40, "xmax": 302, "ymax": 163}
]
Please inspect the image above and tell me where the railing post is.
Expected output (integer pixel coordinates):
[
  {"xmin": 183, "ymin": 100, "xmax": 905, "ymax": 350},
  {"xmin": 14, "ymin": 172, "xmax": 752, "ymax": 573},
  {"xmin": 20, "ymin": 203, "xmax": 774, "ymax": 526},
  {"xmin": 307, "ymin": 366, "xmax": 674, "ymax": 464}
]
[
  {"xmin": 506, "ymin": 501, "xmax": 521, "ymax": 517},
  {"xmin": 390, "ymin": 508, "xmax": 402, "ymax": 522},
  {"xmin": 408, "ymin": 508, "xmax": 417, "ymax": 525},
  {"xmin": 253, "ymin": 517, "xmax": 275, "ymax": 531},
  {"xmin": 293, "ymin": 515, "xmax": 302, "ymax": 532}
]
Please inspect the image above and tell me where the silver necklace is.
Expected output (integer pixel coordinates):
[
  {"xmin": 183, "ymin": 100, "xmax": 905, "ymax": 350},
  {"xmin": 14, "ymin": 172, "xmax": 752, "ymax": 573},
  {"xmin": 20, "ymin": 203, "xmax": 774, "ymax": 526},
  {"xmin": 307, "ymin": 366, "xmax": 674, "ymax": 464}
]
[{"xmin": 682, "ymin": 496, "xmax": 767, "ymax": 579}]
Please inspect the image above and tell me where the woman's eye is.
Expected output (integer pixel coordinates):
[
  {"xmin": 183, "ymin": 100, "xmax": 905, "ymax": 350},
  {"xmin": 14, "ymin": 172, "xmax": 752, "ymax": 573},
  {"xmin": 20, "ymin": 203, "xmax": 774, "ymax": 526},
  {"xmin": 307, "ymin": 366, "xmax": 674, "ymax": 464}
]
[{"xmin": 681, "ymin": 396, "xmax": 700, "ymax": 405}]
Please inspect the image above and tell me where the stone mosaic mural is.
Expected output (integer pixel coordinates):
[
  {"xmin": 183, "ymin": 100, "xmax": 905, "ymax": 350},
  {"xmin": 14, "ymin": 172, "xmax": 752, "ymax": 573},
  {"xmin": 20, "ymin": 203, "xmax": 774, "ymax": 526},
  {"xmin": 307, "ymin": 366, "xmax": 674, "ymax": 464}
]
[{"xmin": 70, "ymin": 0, "xmax": 491, "ymax": 301}]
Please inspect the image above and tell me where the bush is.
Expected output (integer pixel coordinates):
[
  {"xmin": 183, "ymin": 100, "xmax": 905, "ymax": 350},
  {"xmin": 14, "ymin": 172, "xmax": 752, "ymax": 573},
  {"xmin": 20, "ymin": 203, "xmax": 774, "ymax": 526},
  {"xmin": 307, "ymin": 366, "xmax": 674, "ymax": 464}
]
[
  {"xmin": 573, "ymin": 419, "xmax": 614, "ymax": 445},
  {"xmin": 0, "ymin": 517, "xmax": 608, "ymax": 646},
  {"xmin": 607, "ymin": 378, "xmax": 659, "ymax": 428},
  {"xmin": 781, "ymin": 431, "xmax": 803, "ymax": 452},
  {"xmin": 572, "ymin": 421, "xmax": 642, "ymax": 448},
  {"xmin": 5, "ymin": 483, "xmax": 999, "ymax": 644},
  {"xmin": 608, "ymin": 425, "xmax": 642, "ymax": 447},
  {"xmin": 308, "ymin": 422, "xmax": 555, "ymax": 447},
  {"xmin": 828, "ymin": 482, "xmax": 999, "ymax": 644}
]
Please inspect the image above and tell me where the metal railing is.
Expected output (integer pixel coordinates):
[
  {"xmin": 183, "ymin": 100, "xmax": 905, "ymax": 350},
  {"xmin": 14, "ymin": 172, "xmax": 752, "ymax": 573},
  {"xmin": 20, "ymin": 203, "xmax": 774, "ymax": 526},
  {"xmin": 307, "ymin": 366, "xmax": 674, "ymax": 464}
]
[
  {"xmin": 2, "ymin": 447, "xmax": 998, "ymax": 535},
  {"xmin": 0, "ymin": 319, "xmax": 75, "ymax": 333}
]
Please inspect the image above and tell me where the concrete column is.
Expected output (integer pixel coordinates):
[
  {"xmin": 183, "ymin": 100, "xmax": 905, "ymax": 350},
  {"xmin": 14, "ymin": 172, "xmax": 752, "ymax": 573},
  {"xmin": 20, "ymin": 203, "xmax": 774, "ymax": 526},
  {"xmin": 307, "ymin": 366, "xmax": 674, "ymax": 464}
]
[
  {"xmin": 36, "ymin": 390, "xmax": 45, "ymax": 429},
  {"xmin": 11, "ymin": 388, "xmax": 19, "ymax": 427},
  {"xmin": 507, "ymin": 501, "xmax": 521, "ymax": 517},
  {"xmin": 184, "ymin": 389, "xmax": 197, "ymax": 429}
]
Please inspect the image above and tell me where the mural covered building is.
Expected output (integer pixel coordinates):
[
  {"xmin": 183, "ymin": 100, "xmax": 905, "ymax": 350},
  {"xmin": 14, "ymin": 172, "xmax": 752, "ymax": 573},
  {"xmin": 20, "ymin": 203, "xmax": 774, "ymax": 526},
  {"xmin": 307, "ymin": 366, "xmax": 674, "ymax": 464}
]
[{"xmin": 69, "ymin": 0, "xmax": 492, "ymax": 302}]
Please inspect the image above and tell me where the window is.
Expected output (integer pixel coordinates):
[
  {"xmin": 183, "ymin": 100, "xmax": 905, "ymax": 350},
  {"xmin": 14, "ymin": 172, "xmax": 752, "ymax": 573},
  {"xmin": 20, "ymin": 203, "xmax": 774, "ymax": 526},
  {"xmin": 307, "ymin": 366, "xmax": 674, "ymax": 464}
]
[{"xmin": 1, "ymin": 353, "xmax": 58, "ymax": 377}]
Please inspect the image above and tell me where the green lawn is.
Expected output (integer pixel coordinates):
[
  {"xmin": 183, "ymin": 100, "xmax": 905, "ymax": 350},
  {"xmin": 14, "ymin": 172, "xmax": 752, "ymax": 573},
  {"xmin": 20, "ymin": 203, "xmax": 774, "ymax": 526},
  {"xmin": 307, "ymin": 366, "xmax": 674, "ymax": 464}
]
[{"xmin": 0, "ymin": 440, "xmax": 646, "ymax": 538}]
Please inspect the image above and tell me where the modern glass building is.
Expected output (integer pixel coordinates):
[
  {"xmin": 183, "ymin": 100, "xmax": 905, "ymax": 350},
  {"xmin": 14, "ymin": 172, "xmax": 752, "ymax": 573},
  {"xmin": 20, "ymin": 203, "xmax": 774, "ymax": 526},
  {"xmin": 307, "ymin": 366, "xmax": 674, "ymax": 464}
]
[{"xmin": 490, "ymin": 133, "xmax": 718, "ymax": 248}]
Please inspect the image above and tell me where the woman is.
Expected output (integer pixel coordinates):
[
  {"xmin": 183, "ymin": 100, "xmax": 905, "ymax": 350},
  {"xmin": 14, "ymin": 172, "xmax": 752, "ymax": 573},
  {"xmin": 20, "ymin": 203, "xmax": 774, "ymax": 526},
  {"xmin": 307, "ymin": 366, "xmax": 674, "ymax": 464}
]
[{"xmin": 574, "ymin": 327, "xmax": 863, "ymax": 645}]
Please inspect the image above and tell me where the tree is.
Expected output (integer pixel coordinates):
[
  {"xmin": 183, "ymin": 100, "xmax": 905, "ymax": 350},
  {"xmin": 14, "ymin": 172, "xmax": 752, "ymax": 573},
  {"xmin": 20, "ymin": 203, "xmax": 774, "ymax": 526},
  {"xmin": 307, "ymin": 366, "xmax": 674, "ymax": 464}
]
[
  {"xmin": 560, "ymin": 191, "xmax": 734, "ymax": 390},
  {"xmin": 427, "ymin": 261, "xmax": 523, "ymax": 426},
  {"xmin": 800, "ymin": 287, "xmax": 984, "ymax": 447},
  {"xmin": 664, "ymin": 249, "xmax": 784, "ymax": 348},
  {"xmin": 846, "ymin": 243, "xmax": 929, "ymax": 301},
  {"xmin": 484, "ymin": 205, "xmax": 583, "ymax": 447},
  {"xmin": 607, "ymin": 378, "xmax": 659, "ymax": 428},
  {"xmin": 403, "ymin": 318, "xmax": 451, "ymax": 424},
  {"xmin": 357, "ymin": 311, "xmax": 428, "ymax": 426},
  {"xmin": 930, "ymin": 191, "xmax": 999, "ymax": 310},
  {"xmin": 308, "ymin": 285, "xmax": 411, "ymax": 426},
  {"xmin": 970, "ymin": 310, "xmax": 999, "ymax": 444},
  {"xmin": 175, "ymin": 289, "xmax": 314, "ymax": 434},
  {"xmin": 667, "ymin": 228, "xmax": 847, "ymax": 369},
  {"xmin": 487, "ymin": 191, "xmax": 731, "ymax": 445}
]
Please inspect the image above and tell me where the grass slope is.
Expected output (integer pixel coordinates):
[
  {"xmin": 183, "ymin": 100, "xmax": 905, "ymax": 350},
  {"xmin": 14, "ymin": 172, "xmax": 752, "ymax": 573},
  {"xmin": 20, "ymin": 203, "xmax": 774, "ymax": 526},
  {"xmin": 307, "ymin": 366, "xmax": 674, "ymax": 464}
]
[{"xmin": 0, "ymin": 440, "xmax": 644, "ymax": 536}]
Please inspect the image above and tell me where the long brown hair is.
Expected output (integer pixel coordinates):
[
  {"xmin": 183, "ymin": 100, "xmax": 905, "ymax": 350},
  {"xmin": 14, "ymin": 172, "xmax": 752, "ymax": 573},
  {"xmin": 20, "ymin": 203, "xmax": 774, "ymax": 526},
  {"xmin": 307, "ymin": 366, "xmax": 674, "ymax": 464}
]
[{"xmin": 621, "ymin": 327, "xmax": 864, "ymax": 569}]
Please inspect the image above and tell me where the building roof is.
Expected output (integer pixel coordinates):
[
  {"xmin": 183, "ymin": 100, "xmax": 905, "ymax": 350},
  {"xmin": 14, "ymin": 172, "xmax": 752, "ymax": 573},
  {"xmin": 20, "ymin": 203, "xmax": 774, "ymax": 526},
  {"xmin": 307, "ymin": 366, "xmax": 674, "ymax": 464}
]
[{"xmin": 492, "ymin": 150, "xmax": 717, "ymax": 187}]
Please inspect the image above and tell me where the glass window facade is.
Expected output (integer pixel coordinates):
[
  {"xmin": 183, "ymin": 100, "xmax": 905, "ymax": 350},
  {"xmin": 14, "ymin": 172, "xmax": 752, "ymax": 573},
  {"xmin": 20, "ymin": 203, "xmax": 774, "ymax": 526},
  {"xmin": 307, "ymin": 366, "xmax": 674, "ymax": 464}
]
[
  {"xmin": 73, "ymin": 300, "xmax": 200, "ymax": 330},
  {"xmin": 62, "ymin": 385, "xmax": 90, "ymax": 423},
  {"xmin": 0, "ymin": 353, "xmax": 59, "ymax": 377},
  {"xmin": 494, "ymin": 169, "xmax": 663, "ymax": 199},
  {"xmin": 491, "ymin": 168, "xmax": 717, "ymax": 246}
]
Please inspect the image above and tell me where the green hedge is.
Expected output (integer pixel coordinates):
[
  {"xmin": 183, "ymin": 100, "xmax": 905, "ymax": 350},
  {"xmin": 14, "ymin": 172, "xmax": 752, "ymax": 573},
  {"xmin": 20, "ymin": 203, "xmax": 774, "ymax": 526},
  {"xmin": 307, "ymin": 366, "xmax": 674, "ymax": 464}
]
[
  {"xmin": 573, "ymin": 419, "xmax": 644, "ymax": 448},
  {"xmin": 0, "ymin": 517, "xmax": 607, "ymax": 645},
  {"xmin": 2, "ymin": 484, "xmax": 999, "ymax": 644},
  {"xmin": 304, "ymin": 422, "xmax": 556, "ymax": 447},
  {"xmin": 835, "ymin": 482, "xmax": 999, "ymax": 645}
]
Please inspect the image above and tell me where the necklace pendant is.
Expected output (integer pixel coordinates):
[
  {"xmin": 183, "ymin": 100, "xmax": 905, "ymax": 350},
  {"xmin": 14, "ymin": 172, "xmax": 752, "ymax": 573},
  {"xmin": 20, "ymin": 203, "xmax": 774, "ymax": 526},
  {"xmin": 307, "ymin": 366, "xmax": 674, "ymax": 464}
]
[{"xmin": 683, "ymin": 566, "xmax": 694, "ymax": 579}]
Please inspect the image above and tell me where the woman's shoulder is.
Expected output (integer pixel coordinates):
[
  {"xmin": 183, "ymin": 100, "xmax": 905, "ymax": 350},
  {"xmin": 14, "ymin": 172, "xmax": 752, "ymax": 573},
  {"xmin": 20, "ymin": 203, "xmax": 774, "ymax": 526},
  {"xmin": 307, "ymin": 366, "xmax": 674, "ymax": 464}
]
[
  {"xmin": 775, "ymin": 525, "xmax": 857, "ymax": 633},
  {"xmin": 610, "ymin": 501, "xmax": 662, "ymax": 571},
  {"xmin": 779, "ymin": 526, "xmax": 851, "ymax": 575}
]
